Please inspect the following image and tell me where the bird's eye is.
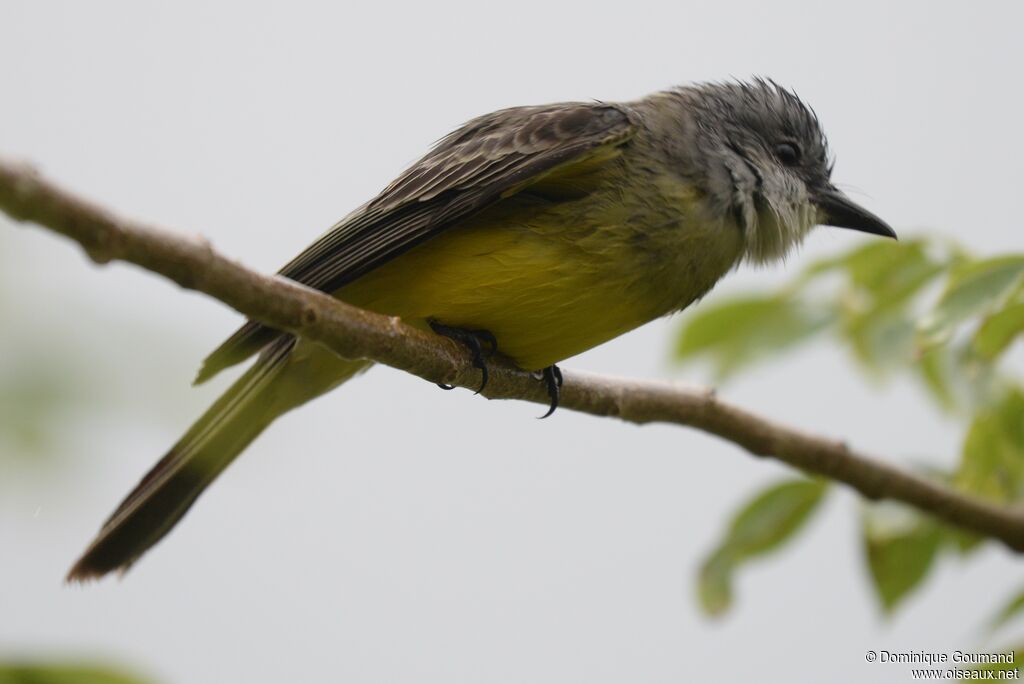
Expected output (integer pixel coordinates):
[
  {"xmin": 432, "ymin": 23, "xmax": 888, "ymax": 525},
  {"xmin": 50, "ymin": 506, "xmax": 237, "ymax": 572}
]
[{"xmin": 774, "ymin": 142, "xmax": 801, "ymax": 166}]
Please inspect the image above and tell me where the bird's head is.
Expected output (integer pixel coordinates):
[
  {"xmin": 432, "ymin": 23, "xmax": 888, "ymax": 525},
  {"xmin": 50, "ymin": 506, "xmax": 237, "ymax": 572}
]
[{"xmin": 683, "ymin": 79, "xmax": 895, "ymax": 264}]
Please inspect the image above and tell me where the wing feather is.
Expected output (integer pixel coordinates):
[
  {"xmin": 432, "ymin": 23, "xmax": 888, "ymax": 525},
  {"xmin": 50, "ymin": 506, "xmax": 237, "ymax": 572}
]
[{"xmin": 195, "ymin": 102, "xmax": 635, "ymax": 383}]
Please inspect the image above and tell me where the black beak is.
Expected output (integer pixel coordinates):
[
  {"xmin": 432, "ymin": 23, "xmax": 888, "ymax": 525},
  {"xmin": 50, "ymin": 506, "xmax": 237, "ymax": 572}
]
[{"xmin": 815, "ymin": 186, "xmax": 897, "ymax": 239}]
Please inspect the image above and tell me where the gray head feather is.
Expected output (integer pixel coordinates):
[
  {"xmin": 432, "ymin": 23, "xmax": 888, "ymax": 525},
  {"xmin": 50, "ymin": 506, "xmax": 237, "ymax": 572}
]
[{"xmin": 681, "ymin": 79, "xmax": 836, "ymax": 264}]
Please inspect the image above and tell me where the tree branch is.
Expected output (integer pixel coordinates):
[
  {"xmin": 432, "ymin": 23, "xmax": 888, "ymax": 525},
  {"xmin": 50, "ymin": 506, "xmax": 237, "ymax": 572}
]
[{"xmin": 3, "ymin": 155, "xmax": 1023, "ymax": 552}]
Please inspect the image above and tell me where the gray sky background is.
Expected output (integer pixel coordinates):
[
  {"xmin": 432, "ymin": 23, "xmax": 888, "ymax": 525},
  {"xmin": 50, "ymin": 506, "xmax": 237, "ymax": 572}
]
[{"xmin": 2, "ymin": 2, "xmax": 1022, "ymax": 682}]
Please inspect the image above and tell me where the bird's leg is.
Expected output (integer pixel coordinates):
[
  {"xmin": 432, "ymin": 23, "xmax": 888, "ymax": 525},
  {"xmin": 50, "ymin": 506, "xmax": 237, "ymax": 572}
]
[
  {"xmin": 428, "ymin": 320, "xmax": 498, "ymax": 394},
  {"xmin": 538, "ymin": 365, "xmax": 563, "ymax": 419}
]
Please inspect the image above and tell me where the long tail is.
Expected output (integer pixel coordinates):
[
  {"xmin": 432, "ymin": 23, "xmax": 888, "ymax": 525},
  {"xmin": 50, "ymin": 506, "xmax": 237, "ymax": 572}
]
[{"xmin": 67, "ymin": 337, "xmax": 370, "ymax": 581}]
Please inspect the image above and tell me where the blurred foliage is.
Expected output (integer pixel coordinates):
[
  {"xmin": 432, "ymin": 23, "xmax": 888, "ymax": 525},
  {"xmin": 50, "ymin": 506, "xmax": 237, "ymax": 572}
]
[
  {"xmin": 0, "ymin": 663, "xmax": 151, "ymax": 684},
  {"xmin": 0, "ymin": 352, "xmax": 87, "ymax": 462},
  {"xmin": 0, "ymin": 229, "xmax": 86, "ymax": 465},
  {"xmin": 675, "ymin": 297, "xmax": 833, "ymax": 380},
  {"xmin": 0, "ymin": 227, "xmax": 202, "ymax": 471},
  {"xmin": 698, "ymin": 478, "xmax": 827, "ymax": 615},
  {"xmin": 861, "ymin": 504, "xmax": 945, "ymax": 613},
  {"xmin": 674, "ymin": 237, "xmax": 1024, "ymax": 625},
  {"xmin": 991, "ymin": 587, "xmax": 1024, "ymax": 633}
]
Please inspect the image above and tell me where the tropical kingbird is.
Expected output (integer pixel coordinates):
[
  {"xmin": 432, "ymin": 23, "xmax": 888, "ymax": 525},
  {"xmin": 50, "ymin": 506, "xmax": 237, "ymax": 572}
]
[{"xmin": 68, "ymin": 79, "xmax": 895, "ymax": 580}]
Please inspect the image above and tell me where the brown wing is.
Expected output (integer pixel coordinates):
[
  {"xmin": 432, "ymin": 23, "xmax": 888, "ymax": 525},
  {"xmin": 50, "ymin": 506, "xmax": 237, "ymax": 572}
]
[{"xmin": 195, "ymin": 101, "xmax": 635, "ymax": 382}]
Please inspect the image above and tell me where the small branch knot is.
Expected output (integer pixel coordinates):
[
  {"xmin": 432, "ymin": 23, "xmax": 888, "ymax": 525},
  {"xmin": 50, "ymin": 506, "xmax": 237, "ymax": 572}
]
[{"xmin": 301, "ymin": 306, "xmax": 319, "ymax": 326}]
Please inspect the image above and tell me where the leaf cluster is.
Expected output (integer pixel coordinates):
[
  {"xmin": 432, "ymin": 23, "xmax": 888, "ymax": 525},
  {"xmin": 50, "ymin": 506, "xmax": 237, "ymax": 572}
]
[{"xmin": 676, "ymin": 238, "xmax": 1024, "ymax": 629}]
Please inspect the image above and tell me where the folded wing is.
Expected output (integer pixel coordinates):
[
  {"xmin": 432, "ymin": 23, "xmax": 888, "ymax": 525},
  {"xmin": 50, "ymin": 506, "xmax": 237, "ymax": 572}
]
[{"xmin": 195, "ymin": 103, "xmax": 635, "ymax": 383}]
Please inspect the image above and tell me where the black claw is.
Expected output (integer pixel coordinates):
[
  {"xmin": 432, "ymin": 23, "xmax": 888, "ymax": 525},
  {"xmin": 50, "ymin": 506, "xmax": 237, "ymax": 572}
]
[
  {"xmin": 476, "ymin": 330, "xmax": 498, "ymax": 357},
  {"xmin": 538, "ymin": 365, "xmax": 563, "ymax": 419},
  {"xmin": 429, "ymin": 320, "xmax": 497, "ymax": 394}
]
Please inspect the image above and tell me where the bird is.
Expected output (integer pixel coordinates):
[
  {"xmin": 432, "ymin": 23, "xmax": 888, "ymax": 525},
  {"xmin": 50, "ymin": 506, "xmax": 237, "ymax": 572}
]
[{"xmin": 67, "ymin": 78, "xmax": 896, "ymax": 581}]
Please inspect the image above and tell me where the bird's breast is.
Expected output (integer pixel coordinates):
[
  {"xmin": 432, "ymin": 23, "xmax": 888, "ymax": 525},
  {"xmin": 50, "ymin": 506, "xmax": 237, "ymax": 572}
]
[{"xmin": 337, "ymin": 186, "xmax": 743, "ymax": 370}]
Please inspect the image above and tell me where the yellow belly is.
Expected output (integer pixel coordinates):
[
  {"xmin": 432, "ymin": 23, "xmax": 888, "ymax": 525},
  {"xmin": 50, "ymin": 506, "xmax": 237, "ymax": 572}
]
[{"xmin": 336, "ymin": 193, "xmax": 742, "ymax": 370}]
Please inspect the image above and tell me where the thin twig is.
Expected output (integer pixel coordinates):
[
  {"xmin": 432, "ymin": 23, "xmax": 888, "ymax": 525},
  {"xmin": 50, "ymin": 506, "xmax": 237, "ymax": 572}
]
[{"xmin": 2, "ymin": 156, "xmax": 1023, "ymax": 551}]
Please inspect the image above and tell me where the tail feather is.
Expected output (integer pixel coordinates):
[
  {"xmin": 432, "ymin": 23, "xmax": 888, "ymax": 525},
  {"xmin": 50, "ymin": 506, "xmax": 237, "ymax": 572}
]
[
  {"xmin": 193, "ymin": 320, "xmax": 278, "ymax": 385},
  {"xmin": 67, "ymin": 338, "xmax": 370, "ymax": 582}
]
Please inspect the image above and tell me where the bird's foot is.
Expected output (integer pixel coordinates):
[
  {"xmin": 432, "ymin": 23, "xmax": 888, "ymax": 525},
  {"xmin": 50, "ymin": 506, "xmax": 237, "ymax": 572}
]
[
  {"xmin": 537, "ymin": 365, "xmax": 563, "ymax": 419},
  {"xmin": 429, "ymin": 320, "xmax": 498, "ymax": 394}
]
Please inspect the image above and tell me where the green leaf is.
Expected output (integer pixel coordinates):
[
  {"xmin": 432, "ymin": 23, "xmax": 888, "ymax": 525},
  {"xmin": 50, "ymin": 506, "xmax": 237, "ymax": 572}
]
[
  {"xmin": 914, "ymin": 341, "xmax": 1002, "ymax": 416},
  {"xmin": 697, "ymin": 478, "xmax": 828, "ymax": 616},
  {"xmin": 811, "ymin": 239, "xmax": 946, "ymax": 375},
  {"xmin": 974, "ymin": 302, "xmax": 1024, "ymax": 361},
  {"xmin": 675, "ymin": 296, "xmax": 831, "ymax": 380},
  {"xmin": 839, "ymin": 239, "xmax": 946, "ymax": 308},
  {"xmin": 697, "ymin": 547, "xmax": 735, "ymax": 616},
  {"xmin": 842, "ymin": 307, "xmax": 917, "ymax": 373},
  {"xmin": 990, "ymin": 587, "xmax": 1024, "ymax": 633},
  {"xmin": 956, "ymin": 390, "xmax": 1024, "ymax": 501},
  {"xmin": 942, "ymin": 526, "xmax": 983, "ymax": 556},
  {"xmin": 915, "ymin": 346, "xmax": 959, "ymax": 412},
  {"xmin": 919, "ymin": 255, "xmax": 1024, "ymax": 347},
  {"xmin": 862, "ymin": 505, "xmax": 944, "ymax": 613},
  {"xmin": 0, "ymin": 663, "xmax": 150, "ymax": 684}
]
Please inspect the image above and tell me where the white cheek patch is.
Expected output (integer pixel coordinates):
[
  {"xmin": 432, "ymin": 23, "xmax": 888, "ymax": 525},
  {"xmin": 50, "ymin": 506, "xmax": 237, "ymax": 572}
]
[{"xmin": 743, "ymin": 176, "xmax": 816, "ymax": 264}]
